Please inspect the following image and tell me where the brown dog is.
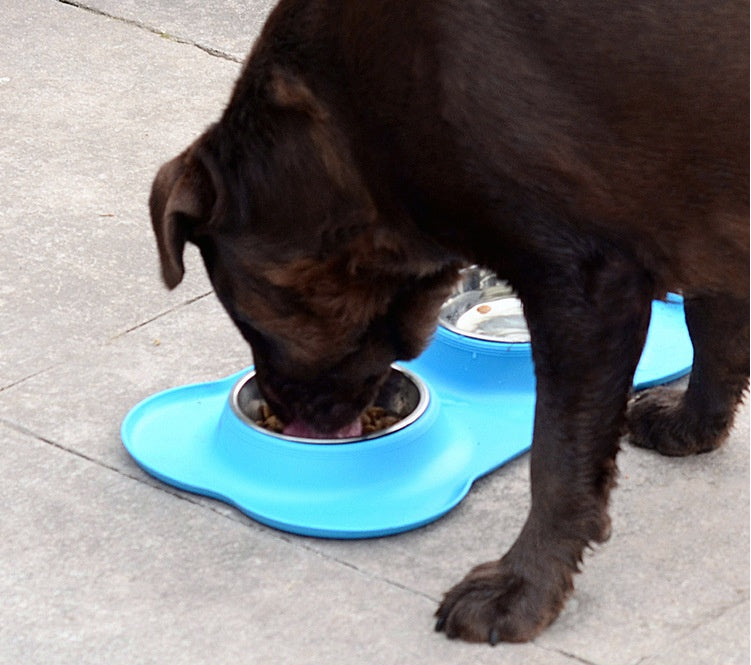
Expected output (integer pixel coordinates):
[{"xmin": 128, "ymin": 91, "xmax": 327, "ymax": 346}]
[{"xmin": 149, "ymin": 0, "xmax": 749, "ymax": 644}]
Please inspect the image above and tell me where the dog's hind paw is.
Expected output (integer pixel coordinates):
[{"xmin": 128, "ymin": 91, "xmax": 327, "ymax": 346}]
[{"xmin": 627, "ymin": 387, "xmax": 728, "ymax": 456}]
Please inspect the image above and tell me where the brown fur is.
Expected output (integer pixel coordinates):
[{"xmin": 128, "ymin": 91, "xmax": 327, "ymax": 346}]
[{"xmin": 149, "ymin": 0, "xmax": 748, "ymax": 644}]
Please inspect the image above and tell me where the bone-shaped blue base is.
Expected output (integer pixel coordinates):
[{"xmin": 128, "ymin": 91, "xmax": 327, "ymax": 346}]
[{"xmin": 122, "ymin": 296, "xmax": 692, "ymax": 539}]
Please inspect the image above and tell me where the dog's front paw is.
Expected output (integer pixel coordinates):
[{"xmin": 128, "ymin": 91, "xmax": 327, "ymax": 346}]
[
  {"xmin": 627, "ymin": 387, "xmax": 726, "ymax": 456},
  {"xmin": 435, "ymin": 559, "xmax": 567, "ymax": 644}
]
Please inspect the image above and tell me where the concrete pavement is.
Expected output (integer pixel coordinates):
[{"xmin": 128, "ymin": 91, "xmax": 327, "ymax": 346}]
[{"xmin": 1, "ymin": 2, "xmax": 748, "ymax": 663}]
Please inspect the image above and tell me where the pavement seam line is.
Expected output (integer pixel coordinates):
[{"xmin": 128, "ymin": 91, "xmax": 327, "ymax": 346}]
[
  {"xmin": 276, "ymin": 535, "xmax": 441, "ymax": 604},
  {"xmin": 0, "ymin": 417, "xmax": 130, "ymax": 478},
  {"xmin": 1, "ymin": 290, "xmax": 214, "ymax": 392},
  {"xmin": 0, "ymin": 361, "xmax": 66, "ymax": 394},
  {"xmin": 537, "ymin": 645, "xmax": 600, "ymax": 665},
  {"xmin": 109, "ymin": 291, "xmax": 214, "ymax": 340},
  {"xmin": 55, "ymin": 0, "xmax": 243, "ymax": 63},
  {"xmin": 176, "ymin": 494, "xmax": 440, "ymax": 604},
  {"xmin": 0, "ymin": 415, "xmax": 255, "ymax": 516}
]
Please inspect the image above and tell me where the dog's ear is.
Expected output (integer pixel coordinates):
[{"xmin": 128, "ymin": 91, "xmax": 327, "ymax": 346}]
[{"xmin": 149, "ymin": 149, "xmax": 217, "ymax": 288}]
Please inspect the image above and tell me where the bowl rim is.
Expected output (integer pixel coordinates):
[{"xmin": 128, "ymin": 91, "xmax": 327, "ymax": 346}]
[
  {"xmin": 228, "ymin": 365, "xmax": 431, "ymax": 445},
  {"xmin": 438, "ymin": 317, "xmax": 531, "ymax": 344},
  {"xmin": 439, "ymin": 269, "xmax": 531, "ymax": 344}
]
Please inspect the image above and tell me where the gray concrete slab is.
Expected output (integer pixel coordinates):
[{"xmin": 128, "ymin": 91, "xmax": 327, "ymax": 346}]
[
  {"xmin": 0, "ymin": 0, "xmax": 240, "ymax": 387},
  {"xmin": 2, "ymin": 422, "xmax": 583, "ymax": 665},
  {"xmin": 1, "ymin": 2, "xmax": 748, "ymax": 664}
]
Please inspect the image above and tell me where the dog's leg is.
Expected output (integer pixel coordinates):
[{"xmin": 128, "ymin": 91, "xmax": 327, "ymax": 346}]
[
  {"xmin": 628, "ymin": 294, "xmax": 749, "ymax": 456},
  {"xmin": 435, "ymin": 253, "xmax": 653, "ymax": 643}
]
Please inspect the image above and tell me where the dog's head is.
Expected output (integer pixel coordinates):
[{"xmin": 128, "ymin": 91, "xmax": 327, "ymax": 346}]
[{"xmin": 150, "ymin": 70, "xmax": 460, "ymax": 437}]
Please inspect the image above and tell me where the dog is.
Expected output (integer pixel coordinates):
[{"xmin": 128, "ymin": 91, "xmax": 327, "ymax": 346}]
[{"xmin": 149, "ymin": 0, "xmax": 748, "ymax": 644}]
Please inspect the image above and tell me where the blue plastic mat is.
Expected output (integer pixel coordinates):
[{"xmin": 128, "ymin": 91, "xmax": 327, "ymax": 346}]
[{"xmin": 122, "ymin": 296, "xmax": 692, "ymax": 539}]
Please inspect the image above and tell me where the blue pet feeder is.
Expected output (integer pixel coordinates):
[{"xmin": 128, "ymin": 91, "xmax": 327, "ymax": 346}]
[{"xmin": 122, "ymin": 269, "xmax": 693, "ymax": 538}]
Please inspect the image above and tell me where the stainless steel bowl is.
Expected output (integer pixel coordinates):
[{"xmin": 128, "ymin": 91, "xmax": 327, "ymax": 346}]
[
  {"xmin": 439, "ymin": 267, "xmax": 530, "ymax": 343},
  {"xmin": 230, "ymin": 365, "xmax": 430, "ymax": 444}
]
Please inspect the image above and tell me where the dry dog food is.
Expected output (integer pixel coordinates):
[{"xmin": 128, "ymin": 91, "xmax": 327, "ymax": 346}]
[
  {"xmin": 255, "ymin": 403, "xmax": 400, "ymax": 436},
  {"xmin": 360, "ymin": 406, "xmax": 401, "ymax": 434},
  {"xmin": 255, "ymin": 403, "xmax": 286, "ymax": 433}
]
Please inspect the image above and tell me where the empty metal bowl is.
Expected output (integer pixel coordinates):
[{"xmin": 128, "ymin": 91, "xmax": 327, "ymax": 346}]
[
  {"xmin": 439, "ymin": 267, "xmax": 530, "ymax": 343},
  {"xmin": 231, "ymin": 365, "xmax": 430, "ymax": 444}
]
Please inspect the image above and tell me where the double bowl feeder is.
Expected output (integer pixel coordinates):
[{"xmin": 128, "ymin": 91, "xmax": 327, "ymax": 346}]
[{"xmin": 122, "ymin": 268, "xmax": 693, "ymax": 538}]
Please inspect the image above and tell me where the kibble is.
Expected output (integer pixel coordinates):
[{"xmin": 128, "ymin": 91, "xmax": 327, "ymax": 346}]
[
  {"xmin": 255, "ymin": 403, "xmax": 285, "ymax": 433},
  {"xmin": 360, "ymin": 406, "xmax": 401, "ymax": 434},
  {"xmin": 255, "ymin": 403, "xmax": 401, "ymax": 436}
]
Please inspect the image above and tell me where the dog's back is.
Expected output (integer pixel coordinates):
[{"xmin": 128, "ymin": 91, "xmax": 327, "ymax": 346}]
[{"xmin": 322, "ymin": 0, "xmax": 748, "ymax": 295}]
